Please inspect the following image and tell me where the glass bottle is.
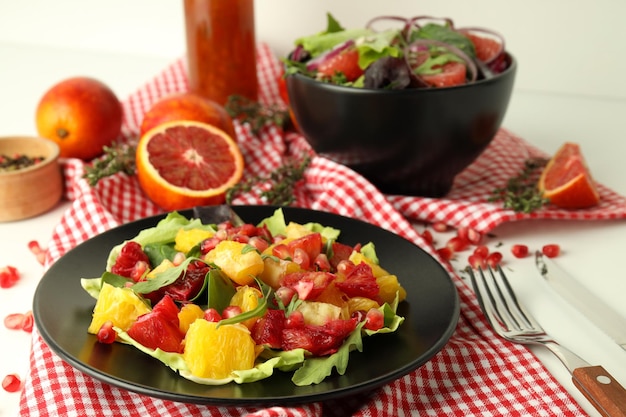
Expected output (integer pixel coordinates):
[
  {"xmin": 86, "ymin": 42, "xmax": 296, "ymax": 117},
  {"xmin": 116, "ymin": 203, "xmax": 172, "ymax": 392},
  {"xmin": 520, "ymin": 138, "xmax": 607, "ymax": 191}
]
[{"xmin": 183, "ymin": 0, "xmax": 258, "ymax": 106}]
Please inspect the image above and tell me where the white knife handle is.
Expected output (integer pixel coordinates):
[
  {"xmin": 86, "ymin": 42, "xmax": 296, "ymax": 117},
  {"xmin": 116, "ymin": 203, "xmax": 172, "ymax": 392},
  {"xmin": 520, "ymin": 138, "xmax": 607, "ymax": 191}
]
[{"xmin": 572, "ymin": 366, "xmax": 626, "ymax": 417}]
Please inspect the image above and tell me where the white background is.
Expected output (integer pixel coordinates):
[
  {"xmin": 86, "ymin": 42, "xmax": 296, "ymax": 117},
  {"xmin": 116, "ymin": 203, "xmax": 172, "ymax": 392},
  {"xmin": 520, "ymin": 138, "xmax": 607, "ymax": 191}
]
[{"xmin": 1, "ymin": 2, "xmax": 626, "ymax": 417}]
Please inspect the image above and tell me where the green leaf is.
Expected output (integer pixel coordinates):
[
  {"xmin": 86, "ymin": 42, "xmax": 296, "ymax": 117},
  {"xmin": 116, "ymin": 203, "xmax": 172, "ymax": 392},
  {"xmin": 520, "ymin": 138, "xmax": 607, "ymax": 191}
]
[
  {"xmin": 80, "ymin": 277, "xmax": 103, "ymax": 299},
  {"xmin": 106, "ymin": 211, "xmax": 216, "ymax": 271},
  {"xmin": 360, "ymin": 242, "xmax": 379, "ymax": 264},
  {"xmin": 143, "ymin": 243, "xmax": 178, "ymax": 267},
  {"xmin": 258, "ymin": 208, "xmax": 288, "ymax": 236},
  {"xmin": 217, "ymin": 278, "xmax": 271, "ymax": 327},
  {"xmin": 412, "ymin": 23, "xmax": 476, "ymax": 59},
  {"xmin": 325, "ymin": 12, "xmax": 344, "ymax": 33}
]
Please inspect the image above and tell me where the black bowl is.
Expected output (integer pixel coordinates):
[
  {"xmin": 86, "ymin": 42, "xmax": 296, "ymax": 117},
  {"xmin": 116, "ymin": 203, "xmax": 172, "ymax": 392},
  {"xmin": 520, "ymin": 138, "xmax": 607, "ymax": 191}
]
[{"xmin": 286, "ymin": 54, "xmax": 517, "ymax": 197}]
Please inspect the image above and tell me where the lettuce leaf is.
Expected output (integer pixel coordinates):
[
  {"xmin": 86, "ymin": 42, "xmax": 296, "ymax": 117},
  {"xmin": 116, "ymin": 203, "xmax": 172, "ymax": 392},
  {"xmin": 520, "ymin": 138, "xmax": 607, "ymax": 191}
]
[{"xmin": 106, "ymin": 212, "xmax": 216, "ymax": 271}]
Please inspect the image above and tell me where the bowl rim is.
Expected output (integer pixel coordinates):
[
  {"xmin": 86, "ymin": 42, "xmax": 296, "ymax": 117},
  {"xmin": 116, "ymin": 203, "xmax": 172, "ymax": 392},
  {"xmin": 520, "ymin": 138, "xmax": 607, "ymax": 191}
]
[
  {"xmin": 0, "ymin": 136, "xmax": 60, "ymax": 177},
  {"xmin": 286, "ymin": 52, "xmax": 516, "ymax": 94}
]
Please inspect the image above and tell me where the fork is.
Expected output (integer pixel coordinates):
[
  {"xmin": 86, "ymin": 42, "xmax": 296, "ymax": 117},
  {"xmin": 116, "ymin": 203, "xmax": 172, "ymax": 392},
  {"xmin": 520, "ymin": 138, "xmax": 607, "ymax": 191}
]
[{"xmin": 467, "ymin": 265, "xmax": 626, "ymax": 417}]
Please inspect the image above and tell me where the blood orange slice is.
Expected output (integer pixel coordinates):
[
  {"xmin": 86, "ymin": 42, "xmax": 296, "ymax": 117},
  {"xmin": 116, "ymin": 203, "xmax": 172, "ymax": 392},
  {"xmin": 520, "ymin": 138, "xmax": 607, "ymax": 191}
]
[
  {"xmin": 136, "ymin": 121, "xmax": 244, "ymax": 211},
  {"xmin": 538, "ymin": 142, "xmax": 600, "ymax": 209}
]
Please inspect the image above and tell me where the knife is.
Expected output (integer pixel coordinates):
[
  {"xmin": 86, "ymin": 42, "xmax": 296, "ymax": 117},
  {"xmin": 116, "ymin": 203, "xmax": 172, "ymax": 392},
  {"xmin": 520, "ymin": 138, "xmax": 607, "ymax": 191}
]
[{"xmin": 535, "ymin": 251, "xmax": 626, "ymax": 351}]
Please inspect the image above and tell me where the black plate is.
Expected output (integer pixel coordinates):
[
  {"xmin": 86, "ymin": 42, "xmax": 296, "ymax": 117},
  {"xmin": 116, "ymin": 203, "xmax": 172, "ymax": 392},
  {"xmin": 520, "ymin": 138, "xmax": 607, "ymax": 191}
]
[{"xmin": 33, "ymin": 205, "xmax": 459, "ymax": 406}]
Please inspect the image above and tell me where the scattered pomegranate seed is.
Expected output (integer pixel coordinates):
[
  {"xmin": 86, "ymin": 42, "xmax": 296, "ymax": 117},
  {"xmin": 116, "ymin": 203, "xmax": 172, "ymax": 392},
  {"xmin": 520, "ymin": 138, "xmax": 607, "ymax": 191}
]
[
  {"xmin": 473, "ymin": 245, "xmax": 489, "ymax": 258},
  {"xmin": 96, "ymin": 321, "xmax": 117, "ymax": 344},
  {"xmin": 2, "ymin": 373, "xmax": 22, "ymax": 393},
  {"xmin": 486, "ymin": 252, "xmax": 503, "ymax": 268},
  {"xmin": 364, "ymin": 308, "xmax": 385, "ymax": 331},
  {"xmin": 542, "ymin": 244, "xmax": 561, "ymax": 258},
  {"xmin": 511, "ymin": 244, "xmax": 529, "ymax": 259},
  {"xmin": 0, "ymin": 266, "xmax": 20, "ymax": 289},
  {"xmin": 27, "ymin": 240, "xmax": 46, "ymax": 265},
  {"xmin": 4, "ymin": 313, "xmax": 26, "ymax": 330},
  {"xmin": 457, "ymin": 227, "xmax": 481, "ymax": 245},
  {"xmin": 437, "ymin": 247, "xmax": 454, "ymax": 262},
  {"xmin": 432, "ymin": 222, "xmax": 449, "ymax": 232},
  {"xmin": 447, "ymin": 236, "xmax": 469, "ymax": 252},
  {"xmin": 468, "ymin": 254, "xmax": 487, "ymax": 269},
  {"xmin": 21, "ymin": 311, "xmax": 34, "ymax": 333},
  {"xmin": 421, "ymin": 230, "xmax": 434, "ymax": 245}
]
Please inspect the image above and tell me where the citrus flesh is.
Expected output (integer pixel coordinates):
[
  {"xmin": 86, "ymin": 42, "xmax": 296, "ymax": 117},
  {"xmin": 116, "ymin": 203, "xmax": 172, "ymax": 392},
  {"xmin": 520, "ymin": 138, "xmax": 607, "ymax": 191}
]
[
  {"xmin": 87, "ymin": 282, "xmax": 151, "ymax": 334},
  {"xmin": 538, "ymin": 142, "xmax": 600, "ymax": 209},
  {"xmin": 136, "ymin": 121, "xmax": 244, "ymax": 211},
  {"xmin": 183, "ymin": 320, "xmax": 256, "ymax": 380}
]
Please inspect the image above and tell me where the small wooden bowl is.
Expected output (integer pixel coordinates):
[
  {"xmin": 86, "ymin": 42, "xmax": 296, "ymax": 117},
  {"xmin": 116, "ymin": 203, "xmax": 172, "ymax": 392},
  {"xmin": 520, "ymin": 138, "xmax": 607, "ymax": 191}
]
[{"xmin": 0, "ymin": 136, "xmax": 63, "ymax": 222}]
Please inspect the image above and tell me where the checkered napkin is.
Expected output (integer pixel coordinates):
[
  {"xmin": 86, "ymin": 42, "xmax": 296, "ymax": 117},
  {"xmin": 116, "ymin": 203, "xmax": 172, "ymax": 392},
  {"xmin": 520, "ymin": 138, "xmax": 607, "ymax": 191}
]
[{"xmin": 21, "ymin": 42, "xmax": 625, "ymax": 417}]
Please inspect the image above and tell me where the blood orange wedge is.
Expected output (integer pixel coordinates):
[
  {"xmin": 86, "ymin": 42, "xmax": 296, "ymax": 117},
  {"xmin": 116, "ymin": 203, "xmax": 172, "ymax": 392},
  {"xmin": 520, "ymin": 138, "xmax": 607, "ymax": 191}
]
[
  {"xmin": 538, "ymin": 142, "xmax": 600, "ymax": 209},
  {"xmin": 136, "ymin": 121, "xmax": 244, "ymax": 211}
]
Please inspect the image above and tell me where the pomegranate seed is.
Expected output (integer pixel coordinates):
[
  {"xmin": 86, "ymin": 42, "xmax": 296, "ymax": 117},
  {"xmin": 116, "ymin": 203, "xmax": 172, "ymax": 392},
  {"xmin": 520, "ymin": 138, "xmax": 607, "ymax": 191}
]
[
  {"xmin": 457, "ymin": 226, "xmax": 481, "ymax": 244},
  {"xmin": 314, "ymin": 253, "xmax": 331, "ymax": 271},
  {"xmin": 130, "ymin": 261, "xmax": 149, "ymax": 282},
  {"xmin": 203, "ymin": 308, "xmax": 221, "ymax": 322},
  {"xmin": 285, "ymin": 310, "xmax": 305, "ymax": 329},
  {"xmin": 21, "ymin": 311, "xmax": 34, "ymax": 333},
  {"xmin": 486, "ymin": 252, "xmax": 503, "ymax": 268},
  {"xmin": 222, "ymin": 305, "xmax": 242, "ymax": 319},
  {"xmin": 272, "ymin": 244, "xmax": 293, "ymax": 261},
  {"xmin": 275, "ymin": 286, "xmax": 296, "ymax": 306},
  {"xmin": 364, "ymin": 308, "xmax": 385, "ymax": 331},
  {"xmin": 468, "ymin": 254, "xmax": 487, "ymax": 269},
  {"xmin": 96, "ymin": 321, "xmax": 117, "ymax": 344},
  {"xmin": 248, "ymin": 236, "xmax": 269, "ymax": 253},
  {"xmin": 432, "ymin": 222, "xmax": 449, "ymax": 232},
  {"xmin": 447, "ymin": 236, "xmax": 469, "ymax": 252},
  {"xmin": 437, "ymin": 247, "xmax": 454, "ymax": 262},
  {"xmin": 511, "ymin": 244, "xmax": 529, "ymax": 259},
  {"xmin": 0, "ymin": 266, "xmax": 20, "ymax": 289},
  {"xmin": 28, "ymin": 240, "xmax": 46, "ymax": 265},
  {"xmin": 292, "ymin": 248, "xmax": 311, "ymax": 270},
  {"xmin": 2, "ymin": 373, "xmax": 22, "ymax": 393},
  {"xmin": 231, "ymin": 233, "xmax": 250, "ymax": 243},
  {"xmin": 421, "ymin": 230, "xmax": 434, "ymax": 245},
  {"xmin": 4, "ymin": 313, "xmax": 26, "ymax": 330},
  {"xmin": 473, "ymin": 245, "xmax": 489, "ymax": 258},
  {"xmin": 336, "ymin": 260, "xmax": 356, "ymax": 276},
  {"xmin": 542, "ymin": 244, "xmax": 561, "ymax": 258}
]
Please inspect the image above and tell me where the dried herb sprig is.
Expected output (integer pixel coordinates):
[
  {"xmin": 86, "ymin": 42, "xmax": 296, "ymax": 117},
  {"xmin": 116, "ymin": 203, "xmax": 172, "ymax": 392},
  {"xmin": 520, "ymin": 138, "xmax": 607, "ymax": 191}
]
[
  {"xmin": 488, "ymin": 157, "xmax": 550, "ymax": 213},
  {"xmin": 83, "ymin": 142, "xmax": 137, "ymax": 186},
  {"xmin": 226, "ymin": 155, "xmax": 312, "ymax": 206},
  {"xmin": 225, "ymin": 95, "xmax": 290, "ymax": 134}
]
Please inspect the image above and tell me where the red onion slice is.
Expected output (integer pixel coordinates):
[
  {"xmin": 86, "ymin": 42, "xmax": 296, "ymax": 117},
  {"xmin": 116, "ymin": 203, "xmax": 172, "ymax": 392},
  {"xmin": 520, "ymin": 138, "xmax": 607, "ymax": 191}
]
[{"xmin": 405, "ymin": 38, "xmax": 478, "ymax": 84}]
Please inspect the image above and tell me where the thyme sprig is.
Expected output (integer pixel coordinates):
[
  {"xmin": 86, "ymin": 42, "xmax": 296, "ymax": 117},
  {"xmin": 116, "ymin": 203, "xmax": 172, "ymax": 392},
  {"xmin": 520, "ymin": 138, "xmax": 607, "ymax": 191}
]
[
  {"xmin": 83, "ymin": 142, "xmax": 137, "ymax": 186},
  {"xmin": 226, "ymin": 155, "xmax": 311, "ymax": 206},
  {"xmin": 488, "ymin": 157, "xmax": 550, "ymax": 213},
  {"xmin": 225, "ymin": 95, "xmax": 291, "ymax": 134}
]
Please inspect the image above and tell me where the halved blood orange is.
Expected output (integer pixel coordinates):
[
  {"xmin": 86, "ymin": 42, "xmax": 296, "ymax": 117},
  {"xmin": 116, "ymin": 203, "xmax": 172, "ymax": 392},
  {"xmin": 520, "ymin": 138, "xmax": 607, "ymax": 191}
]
[
  {"xmin": 136, "ymin": 121, "xmax": 244, "ymax": 211},
  {"xmin": 538, "ymin": 142, "xmax": 600, "ymax": 209}
]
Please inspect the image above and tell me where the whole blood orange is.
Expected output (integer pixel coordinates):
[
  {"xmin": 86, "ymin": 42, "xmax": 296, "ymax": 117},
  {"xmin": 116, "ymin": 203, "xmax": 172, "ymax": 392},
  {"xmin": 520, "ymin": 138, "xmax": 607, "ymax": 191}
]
[
  {"xmin": 140, "ymin": 93, "xmax": 236, "ymax": 139},
  {"xmin": 35, "ymin": 77, "xmax": 123, "ymax": 160},
  {"xmin": 136, "ymin": 121, "xmax": 244, "ymax": 211},
  {"xmin": 538, "ymin": 142, "xmax": 600, "ymax": 209}
]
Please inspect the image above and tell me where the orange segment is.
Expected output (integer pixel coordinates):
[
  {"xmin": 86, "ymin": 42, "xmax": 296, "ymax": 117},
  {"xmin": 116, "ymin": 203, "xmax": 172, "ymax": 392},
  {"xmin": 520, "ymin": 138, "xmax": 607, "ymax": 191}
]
[
  {"xmin": 183, "ymin": 320, "xmax": 256, "ymax": 379},
  {"xmin": 538, "ymin": 142, "xmax": 600, "ymax": 209},
  {"xmin": 136, "ymin": 120, "xmax": 244, "ymax": 211}
]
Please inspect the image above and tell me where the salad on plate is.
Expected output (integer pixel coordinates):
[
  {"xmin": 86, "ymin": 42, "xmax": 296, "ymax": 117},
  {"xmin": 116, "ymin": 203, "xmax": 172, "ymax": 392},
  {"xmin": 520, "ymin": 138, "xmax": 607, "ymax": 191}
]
[
  {"xmin": 284, "ymin": 13, "xmax": 509, "ymax": 89},
  {"xmin": 81, "ymin": 208, "xmax": 406, "ymax": 386}
]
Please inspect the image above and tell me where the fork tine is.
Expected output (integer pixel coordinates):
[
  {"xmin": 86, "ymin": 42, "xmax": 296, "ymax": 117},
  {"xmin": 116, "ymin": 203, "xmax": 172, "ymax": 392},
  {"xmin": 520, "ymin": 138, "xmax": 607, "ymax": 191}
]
[
  {"xmin": 487, "ymin": 265, "xmax": 541, "ymax": 331},
  {"xmin": 467, "ymin": 266, "xmax": 512, "ymax": 332}
]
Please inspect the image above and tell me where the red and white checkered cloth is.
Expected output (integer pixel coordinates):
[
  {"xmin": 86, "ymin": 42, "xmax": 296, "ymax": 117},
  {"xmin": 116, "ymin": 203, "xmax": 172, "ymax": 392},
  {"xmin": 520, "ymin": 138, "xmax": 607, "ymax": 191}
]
[{"xmin": 19, "ymin": 43, "xmax": 626, "ymax": 417}]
